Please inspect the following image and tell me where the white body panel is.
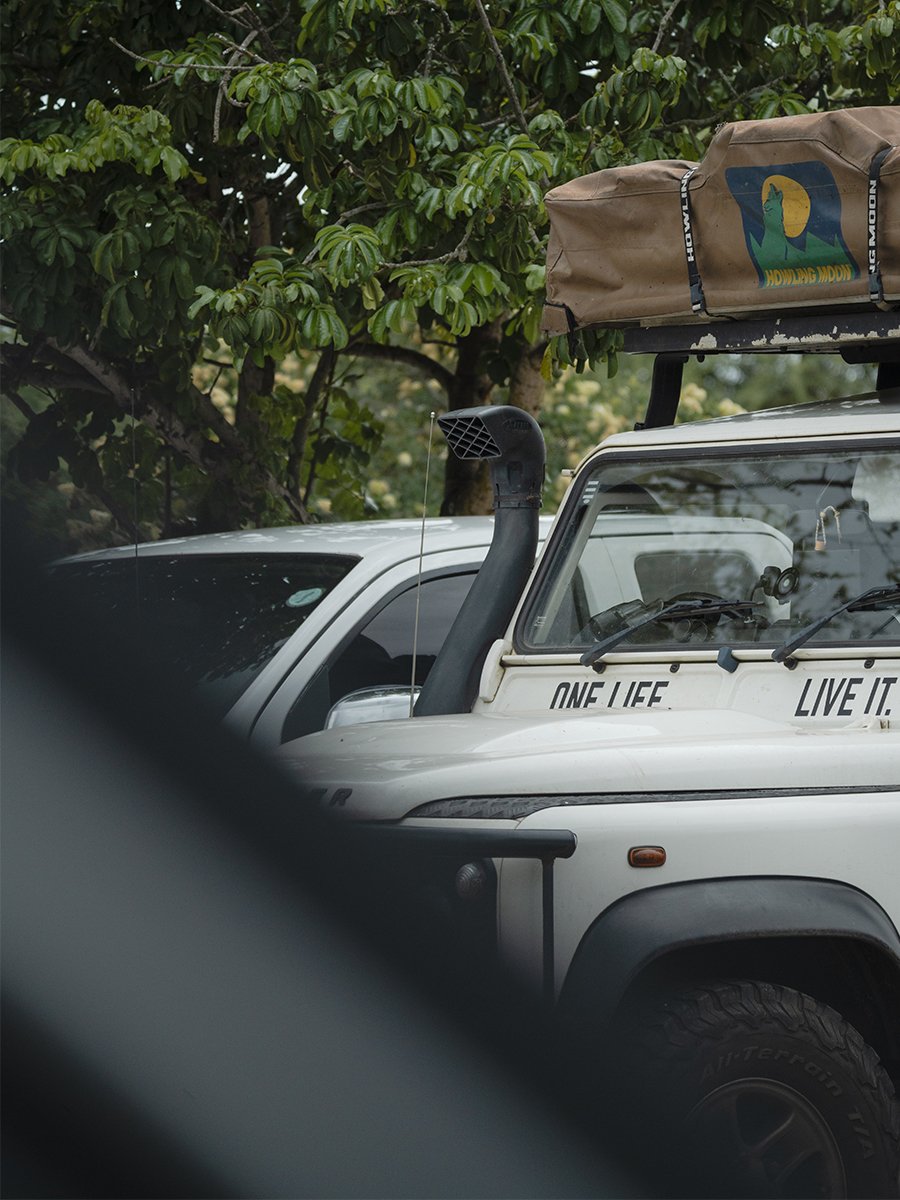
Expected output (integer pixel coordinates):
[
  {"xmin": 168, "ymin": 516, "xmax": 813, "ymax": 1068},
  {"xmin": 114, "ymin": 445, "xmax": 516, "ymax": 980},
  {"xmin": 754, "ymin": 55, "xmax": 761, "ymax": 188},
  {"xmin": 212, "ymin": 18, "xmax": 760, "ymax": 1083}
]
[
  {"xmin": 478, "ymin": 654, "xmax": 900, "ymax": 723},
  {"xmin": 282, "ymin": 706, "xmax": 899, "ymax": 821},
  {"xmin": 503, "ymin": 790, "xmax": 900, "ymax": 995},
  {"xmin": 283, "ymin": 703, "xmax": 900, "ymax": 995}
]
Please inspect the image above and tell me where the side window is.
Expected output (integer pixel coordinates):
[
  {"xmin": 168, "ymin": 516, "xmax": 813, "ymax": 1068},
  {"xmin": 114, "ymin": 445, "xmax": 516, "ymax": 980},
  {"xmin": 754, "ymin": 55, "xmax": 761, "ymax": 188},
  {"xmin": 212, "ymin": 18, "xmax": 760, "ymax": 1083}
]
[{"xmin": 280, "ymin": 572, "xmax": 476, "ymax": 741}]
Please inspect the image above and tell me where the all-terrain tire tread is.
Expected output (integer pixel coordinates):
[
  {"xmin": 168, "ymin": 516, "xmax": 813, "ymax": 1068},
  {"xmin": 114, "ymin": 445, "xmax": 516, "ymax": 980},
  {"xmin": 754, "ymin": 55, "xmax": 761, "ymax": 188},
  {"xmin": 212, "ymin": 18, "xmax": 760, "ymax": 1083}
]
[{"xmin": 633, "ymin": 978, "xmax": 900, "ymax": 1157}]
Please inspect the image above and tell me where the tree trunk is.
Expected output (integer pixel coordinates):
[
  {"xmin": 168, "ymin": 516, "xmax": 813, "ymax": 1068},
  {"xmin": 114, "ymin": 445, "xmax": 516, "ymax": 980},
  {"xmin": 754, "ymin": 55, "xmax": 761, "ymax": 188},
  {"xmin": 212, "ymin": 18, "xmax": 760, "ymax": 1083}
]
[
  {"xmin": 439, "ymin": 331, "xmax": 548, "ymax": 516},
  {"xmin": 237, "ymin": 358, "xmax": 275, "ymax": 422},
  {"xmin": 508, "ymin": 342, "xmax": 546, "ymax": 421},
  {"xmin": 440, "ymin": 321, "xmax": 502, "ymax": 515}
]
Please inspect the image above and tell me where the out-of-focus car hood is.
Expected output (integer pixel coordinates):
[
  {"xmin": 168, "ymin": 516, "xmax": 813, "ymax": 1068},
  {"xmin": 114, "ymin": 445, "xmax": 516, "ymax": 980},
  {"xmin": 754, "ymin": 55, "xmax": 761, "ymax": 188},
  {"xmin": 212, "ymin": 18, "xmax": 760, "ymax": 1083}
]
[{"xmin": 277, "ymin": 707, "xmax": 899, "ymax": 821}]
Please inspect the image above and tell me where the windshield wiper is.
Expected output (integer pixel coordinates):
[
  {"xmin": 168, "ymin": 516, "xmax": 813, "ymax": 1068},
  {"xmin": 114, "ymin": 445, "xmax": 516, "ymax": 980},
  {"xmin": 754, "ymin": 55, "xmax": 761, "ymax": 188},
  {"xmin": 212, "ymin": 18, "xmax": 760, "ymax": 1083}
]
[
  {"xmin": 580, "ymin": 596, "xmax": 758, "ymax": 669},
  {"xmin": 772, "ymin": 585, "xmax": 900, "ymax": 664}
]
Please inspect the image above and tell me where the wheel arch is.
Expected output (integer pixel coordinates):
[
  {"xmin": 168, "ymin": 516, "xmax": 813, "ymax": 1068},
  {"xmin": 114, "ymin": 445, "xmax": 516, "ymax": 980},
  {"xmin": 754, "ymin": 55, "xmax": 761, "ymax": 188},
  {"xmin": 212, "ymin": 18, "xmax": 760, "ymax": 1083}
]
[{"xmin": 557, "ymin": 876, "xmax": 900, "ymax": 1074}]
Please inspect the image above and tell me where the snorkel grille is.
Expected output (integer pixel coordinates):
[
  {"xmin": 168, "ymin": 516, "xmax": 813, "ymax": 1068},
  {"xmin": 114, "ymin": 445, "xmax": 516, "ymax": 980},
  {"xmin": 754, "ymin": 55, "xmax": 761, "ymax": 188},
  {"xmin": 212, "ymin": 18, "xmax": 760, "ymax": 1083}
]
[{"xmin": 438, "ymin": 413, "xmax": 502, "ymax": 460}]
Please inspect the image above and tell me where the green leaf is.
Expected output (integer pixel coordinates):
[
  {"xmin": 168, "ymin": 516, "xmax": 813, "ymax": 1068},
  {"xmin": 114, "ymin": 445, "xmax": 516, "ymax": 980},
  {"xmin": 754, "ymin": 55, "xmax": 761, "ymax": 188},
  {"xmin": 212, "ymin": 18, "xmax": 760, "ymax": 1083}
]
[
  {"xmin": 91, "ymin": 233, "xmax": 118, "ymax": 283},
  {"xmin": 187, "ymin": 286, "xmax": 216, "ymax": 319},
  {"xmin": 111, "ymin": 284, "xmax": 133, "ymax": 335},
  {"xmin": 361, "ymin": 277, "xmax": 384, "ymax": 310},
  {"xmin": 600, "ymin": 0, "xmax": 628, "ymax": 31},
  {"xmin": 173, "ymin": 257, "xmax": 195, "ymax": 301},
  {"xmin": 332, "ymin": 111, "xmax": 354, "ymax": 141},
  {"xmin": 160, "ymin": 145, "xmax": 188, "ymax": 182},
  {"xmin": 265, "ymin": 94, "xmax": 283, "ymax": 138}
]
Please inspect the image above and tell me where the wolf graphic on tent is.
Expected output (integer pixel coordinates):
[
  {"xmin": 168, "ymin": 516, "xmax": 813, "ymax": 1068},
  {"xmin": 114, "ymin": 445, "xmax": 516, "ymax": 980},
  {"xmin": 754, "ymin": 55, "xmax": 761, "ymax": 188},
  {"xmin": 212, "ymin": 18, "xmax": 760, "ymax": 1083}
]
[{"xmin": 725, "ymin": 161, "xmax": 860, "ymax": 289}]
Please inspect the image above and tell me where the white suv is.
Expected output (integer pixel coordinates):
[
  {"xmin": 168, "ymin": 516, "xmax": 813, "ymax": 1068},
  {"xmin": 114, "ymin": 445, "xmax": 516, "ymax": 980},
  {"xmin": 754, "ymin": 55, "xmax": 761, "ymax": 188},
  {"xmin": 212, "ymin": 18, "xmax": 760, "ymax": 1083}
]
[{"xmin": 53, "ymin": 517, "xmax": 549, "ymax": 748}]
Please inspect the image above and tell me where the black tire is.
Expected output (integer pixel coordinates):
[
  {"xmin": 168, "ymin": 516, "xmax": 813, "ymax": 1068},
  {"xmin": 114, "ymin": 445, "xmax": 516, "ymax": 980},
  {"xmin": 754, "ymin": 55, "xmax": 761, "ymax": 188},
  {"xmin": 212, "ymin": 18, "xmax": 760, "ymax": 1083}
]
[{"xmin": 626, "ymin": 979, "xmax": 900, "ymax": 1199}]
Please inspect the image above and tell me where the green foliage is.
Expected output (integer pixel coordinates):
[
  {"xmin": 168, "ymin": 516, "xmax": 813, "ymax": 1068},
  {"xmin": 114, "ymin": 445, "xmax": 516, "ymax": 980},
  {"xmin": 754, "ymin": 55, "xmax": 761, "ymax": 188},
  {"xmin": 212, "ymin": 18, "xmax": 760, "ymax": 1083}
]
[{"xmin": 2, "ymin": 0, "xmax": 898, "ymax": 546}]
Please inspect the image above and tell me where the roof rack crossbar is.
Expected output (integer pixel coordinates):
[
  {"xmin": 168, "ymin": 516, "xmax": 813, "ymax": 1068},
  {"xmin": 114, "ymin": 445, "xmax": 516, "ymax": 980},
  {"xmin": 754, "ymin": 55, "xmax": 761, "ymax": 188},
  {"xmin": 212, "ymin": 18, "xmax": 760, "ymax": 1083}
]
[{"xmin": 620, "ymin": 310, "xmax": 900, "ymax": 357}]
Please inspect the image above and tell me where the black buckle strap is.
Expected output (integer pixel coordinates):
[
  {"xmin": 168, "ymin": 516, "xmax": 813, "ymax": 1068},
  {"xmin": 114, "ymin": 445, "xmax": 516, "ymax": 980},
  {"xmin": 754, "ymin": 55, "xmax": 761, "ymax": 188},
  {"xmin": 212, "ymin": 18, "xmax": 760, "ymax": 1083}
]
[
  {"xmin": 868, "ymin": 146, "xmax": 894, "ymax": 309},
  {"xmin": 680, "ymin": 167, "xmax": 706, "ymax": 314},
  {"xmin": 543, "ymin": 299, "xmax": 580, "ymax": 359}
]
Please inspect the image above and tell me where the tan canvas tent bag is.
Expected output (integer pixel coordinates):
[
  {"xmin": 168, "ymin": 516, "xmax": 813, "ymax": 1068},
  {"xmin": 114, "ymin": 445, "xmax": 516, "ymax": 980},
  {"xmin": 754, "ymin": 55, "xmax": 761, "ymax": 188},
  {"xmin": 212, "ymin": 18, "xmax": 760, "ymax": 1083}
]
[{"xmin": 542, "ymin": 107, "xmax": 900, "ymax": 334}]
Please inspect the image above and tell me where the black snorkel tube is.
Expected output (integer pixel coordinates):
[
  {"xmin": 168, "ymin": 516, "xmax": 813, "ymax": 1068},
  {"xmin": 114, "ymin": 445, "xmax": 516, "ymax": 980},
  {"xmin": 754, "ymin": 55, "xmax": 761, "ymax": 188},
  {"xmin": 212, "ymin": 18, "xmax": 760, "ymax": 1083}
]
[{"xmin": 414, "ymin": 406, "xmax": 545, "ymax": 717}]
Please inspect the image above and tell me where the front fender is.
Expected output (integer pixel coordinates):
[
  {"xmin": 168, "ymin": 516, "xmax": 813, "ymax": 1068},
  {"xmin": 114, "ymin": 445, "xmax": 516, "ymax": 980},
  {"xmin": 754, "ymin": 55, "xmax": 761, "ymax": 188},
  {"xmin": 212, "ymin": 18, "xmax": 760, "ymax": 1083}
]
[{"xmin": 557, "ymin": 875, "xmax": 900, "ymax": 1031}]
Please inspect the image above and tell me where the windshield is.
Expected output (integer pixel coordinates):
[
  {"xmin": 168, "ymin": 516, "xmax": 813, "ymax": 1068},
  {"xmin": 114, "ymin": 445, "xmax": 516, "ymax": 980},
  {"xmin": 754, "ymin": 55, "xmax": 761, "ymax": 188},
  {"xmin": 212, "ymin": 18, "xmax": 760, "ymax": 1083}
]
[
  {"xmin": 53, "ymin": 553, "xmax": 358, "ymax": 717},
  {"xmin": 520, "ymin": 444, "xmax": 900, "ymax": 655}
]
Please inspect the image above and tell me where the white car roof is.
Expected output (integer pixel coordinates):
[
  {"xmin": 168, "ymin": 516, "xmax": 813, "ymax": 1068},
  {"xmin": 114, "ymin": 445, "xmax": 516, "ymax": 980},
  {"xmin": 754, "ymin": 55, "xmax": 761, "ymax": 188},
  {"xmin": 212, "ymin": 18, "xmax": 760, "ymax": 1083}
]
[
  {"xmin": 602, "ymin": 388, "xmax": 900, "ymax": 451},
  {"xmin": 60, "ymin": 516, "xmax": 552, "ymax": 567}
]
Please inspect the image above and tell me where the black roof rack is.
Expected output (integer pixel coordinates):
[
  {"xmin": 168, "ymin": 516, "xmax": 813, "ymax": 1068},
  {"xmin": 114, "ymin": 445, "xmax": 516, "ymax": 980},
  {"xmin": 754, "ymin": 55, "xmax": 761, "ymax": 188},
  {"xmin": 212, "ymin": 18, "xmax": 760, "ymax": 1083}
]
[
  {"xmin": 627, "ymin": 310, "xmax": 900, "ymax": 431},
  {"xmin": 622, "ymin": 309, "xmax": 900, "ymax": 357}
]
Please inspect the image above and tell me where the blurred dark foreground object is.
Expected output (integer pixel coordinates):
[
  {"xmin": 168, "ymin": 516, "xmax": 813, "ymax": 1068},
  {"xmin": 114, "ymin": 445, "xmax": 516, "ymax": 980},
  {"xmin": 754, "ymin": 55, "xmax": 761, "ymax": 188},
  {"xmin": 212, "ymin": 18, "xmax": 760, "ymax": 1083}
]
[{"xmin": 1, "ymin": 524, "xmax": 641, "ymax": 1200}]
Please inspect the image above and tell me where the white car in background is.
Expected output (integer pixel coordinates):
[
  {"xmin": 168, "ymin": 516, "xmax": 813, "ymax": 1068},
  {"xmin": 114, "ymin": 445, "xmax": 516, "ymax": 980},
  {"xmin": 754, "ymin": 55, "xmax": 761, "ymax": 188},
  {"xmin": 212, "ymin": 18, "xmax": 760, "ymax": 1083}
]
[{"xmin": 53, "ymin": 517, "xmax": 550, "ymax": 748}]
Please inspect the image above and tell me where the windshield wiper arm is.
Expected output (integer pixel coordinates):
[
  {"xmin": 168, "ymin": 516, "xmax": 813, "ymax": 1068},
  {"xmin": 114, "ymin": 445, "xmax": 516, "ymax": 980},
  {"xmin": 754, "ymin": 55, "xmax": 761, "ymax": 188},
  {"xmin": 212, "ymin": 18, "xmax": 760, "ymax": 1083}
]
[
  {"xmin": 772, "ymin": 585, "xmax": 900, "ymax": 664},
  {"xmin": 580, "ymin": 597, "xmax": 757, "ymax": 669}
]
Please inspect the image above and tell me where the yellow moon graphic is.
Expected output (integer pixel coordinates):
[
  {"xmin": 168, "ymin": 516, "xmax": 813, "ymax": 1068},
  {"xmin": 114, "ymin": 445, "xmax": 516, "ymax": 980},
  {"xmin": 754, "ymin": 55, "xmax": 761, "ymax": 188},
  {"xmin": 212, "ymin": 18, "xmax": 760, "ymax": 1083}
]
[{"xmin": 762, "ymin": 174, "xmax": 811, "ymax": 238}]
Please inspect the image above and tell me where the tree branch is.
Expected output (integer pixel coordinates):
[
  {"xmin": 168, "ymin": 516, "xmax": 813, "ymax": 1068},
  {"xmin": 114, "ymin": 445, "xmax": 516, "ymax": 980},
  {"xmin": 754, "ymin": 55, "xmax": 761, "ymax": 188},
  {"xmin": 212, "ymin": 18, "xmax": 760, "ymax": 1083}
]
[
  {"xmin": 211, "ymin": 29, "xmax": 260, "ymax": 141},
  {"xmin": 482, "ymin": 100, "xmax": 542, "ymax": 129},
  {"xmin": 185, "ymin": 381, "xmax": 246, "ymax": 451},
  {"xmin": 5, "ymin": 388, "xmax": 39, "ymax": 422},
  {"xmin": 382, "ymin": 224, "xmax": 473, "ymax": 270},
  {"xmin": 54, "ymin": 341, "xmax": 222, "ymax": 474},
  {"xmin": 210, "ymin": 30, "xmax": 266, "ymax": 64},
  {"xmin": 656, "ymin": 76, "xmax": 789, "ymax": 130},
  {"xmin": 420, "ymin": 0, "xmax": 454, "ymax": 74},
  {"xmin": 109, "ymin": 37, "xmax": 268, "ymax": 73},
  {"xmin": 652, "ymin": 0, "xmax": 682, "ymax": 53},
  {"xmin": 3, "ymin": 362, "xmax": 144, "ymax": 540},
  {"xmin": 347, "ymin": 342, "xmax": 455, "ymax": 393},
  {"xmin": 1, "ymin": 342, "xmax": 110, "ymax": 398},
  {"xmin": 472, "ymin": 0, "xmax": 530, "ymax": 137},
  {"xmin": 302, "ymin": 352, "xmax": 336, "ymax": 508},
  {"xmin": 338, "ymin": 201, "xmax": 389, "ymax": 221},
  {"xmin": 202, "ymin": 0, "xmax": 258, "ymax": 32},
  {"xmin": 201, "ymin": 0, "xmax": 286, "ymax": 59},
  {"xmin": 288, "ymin": 347, "xmax": 333, "ymax": 499},
  {"xmin": 2, "ymin": 327, "xmax": 242, "ymax": 467},
  {"xmin": 33, "ymin": 338, "xmax": 306, "ymax": 522},
  {"xmin": 301, "ymin": 202, "xmax": 390, "ymax": 265}
]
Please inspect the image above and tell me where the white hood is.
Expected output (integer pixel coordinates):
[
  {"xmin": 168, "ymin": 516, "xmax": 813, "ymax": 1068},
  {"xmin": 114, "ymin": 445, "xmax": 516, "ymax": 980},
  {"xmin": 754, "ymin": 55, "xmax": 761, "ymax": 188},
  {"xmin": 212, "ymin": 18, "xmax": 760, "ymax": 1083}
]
[{"xmin": 276, "ymin": 708, "xmax": 898, "ymax": 821}]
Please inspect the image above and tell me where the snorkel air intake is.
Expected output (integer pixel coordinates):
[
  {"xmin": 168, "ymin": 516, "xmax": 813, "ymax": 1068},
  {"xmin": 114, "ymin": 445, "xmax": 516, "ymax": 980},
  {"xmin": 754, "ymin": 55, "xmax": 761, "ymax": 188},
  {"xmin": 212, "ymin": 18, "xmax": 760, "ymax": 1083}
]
[{"xmin": 415, "ymin": 406, "xmax": 545, "ymax": 717}]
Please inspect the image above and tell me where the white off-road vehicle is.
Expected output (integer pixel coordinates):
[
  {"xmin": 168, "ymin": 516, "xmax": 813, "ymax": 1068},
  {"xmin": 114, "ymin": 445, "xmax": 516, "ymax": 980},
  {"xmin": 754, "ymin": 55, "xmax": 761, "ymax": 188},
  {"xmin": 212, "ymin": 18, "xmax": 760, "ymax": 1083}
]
[{"xmin": 280, "ymin": 310, "xmax": 900, "ymax": 1197}]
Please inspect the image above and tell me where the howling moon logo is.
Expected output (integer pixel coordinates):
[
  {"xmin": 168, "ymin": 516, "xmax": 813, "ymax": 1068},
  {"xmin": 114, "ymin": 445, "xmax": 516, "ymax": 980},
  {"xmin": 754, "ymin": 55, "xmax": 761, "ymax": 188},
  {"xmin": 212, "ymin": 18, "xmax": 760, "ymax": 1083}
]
[{"xmin": 725, "ymin": 161, "xmax": 859, "ymax": 289}]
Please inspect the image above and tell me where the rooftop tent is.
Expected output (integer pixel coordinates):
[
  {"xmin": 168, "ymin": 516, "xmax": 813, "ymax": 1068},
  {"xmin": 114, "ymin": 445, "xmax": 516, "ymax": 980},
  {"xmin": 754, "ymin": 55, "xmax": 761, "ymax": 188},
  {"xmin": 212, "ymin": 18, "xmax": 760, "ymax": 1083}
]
[{"xmin": 542, "ymin": 107, "xmax": 900, "ymax": 334}]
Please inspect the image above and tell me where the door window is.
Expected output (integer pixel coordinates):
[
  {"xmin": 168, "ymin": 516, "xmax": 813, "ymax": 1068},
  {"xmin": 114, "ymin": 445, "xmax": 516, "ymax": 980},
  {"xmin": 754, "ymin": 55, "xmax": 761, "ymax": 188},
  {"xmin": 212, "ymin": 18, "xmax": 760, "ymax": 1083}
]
[{"xmin": 281, "ymin": 571, "xmax": 476, "ymax": 741}]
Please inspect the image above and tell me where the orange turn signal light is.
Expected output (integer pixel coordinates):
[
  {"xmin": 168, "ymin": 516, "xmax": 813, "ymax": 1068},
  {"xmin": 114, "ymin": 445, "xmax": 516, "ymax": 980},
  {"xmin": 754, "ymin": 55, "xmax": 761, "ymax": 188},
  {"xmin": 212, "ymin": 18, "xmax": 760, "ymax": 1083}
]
[{"xmin": 628, "ymin": 845, "xmax": 667, "ymax": 868}]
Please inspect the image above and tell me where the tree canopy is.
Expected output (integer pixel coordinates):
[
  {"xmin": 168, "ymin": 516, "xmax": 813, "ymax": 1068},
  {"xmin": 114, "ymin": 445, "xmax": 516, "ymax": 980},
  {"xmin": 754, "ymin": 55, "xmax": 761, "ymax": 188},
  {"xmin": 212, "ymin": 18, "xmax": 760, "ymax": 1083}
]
[{"xmin": 2, "ymin": 0, "xmax": 898, "ymax": 540}]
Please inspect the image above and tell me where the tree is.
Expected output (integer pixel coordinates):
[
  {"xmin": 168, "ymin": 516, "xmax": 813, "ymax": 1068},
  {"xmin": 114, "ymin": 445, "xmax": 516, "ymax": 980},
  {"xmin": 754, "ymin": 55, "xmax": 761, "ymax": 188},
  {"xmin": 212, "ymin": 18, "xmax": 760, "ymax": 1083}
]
[{"xmin": 2, "ymin": 0, "xmax": 898, "ymax": 539}]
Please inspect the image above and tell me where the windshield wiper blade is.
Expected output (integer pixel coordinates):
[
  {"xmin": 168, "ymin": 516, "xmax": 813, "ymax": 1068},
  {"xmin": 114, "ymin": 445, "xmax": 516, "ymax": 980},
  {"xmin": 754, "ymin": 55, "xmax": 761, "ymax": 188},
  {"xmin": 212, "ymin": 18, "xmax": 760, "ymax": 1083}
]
[
  {"xmin": 772, "ymin": 585, "xmax": 900, "ymax": 664},
  {"xmin": 580, "ymin": 597, "xmax": 757, "ymax": 669}
]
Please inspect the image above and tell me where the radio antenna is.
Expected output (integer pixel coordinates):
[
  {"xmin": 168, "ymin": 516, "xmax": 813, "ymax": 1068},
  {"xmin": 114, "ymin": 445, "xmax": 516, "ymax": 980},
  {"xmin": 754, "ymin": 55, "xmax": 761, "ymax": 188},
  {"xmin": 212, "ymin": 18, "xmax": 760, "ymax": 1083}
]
[
  {"xmin": 131, "ymin": 386, "xmax": 141, "ymax": 619},
  {"xmin": 409, "ymin": 411, "xmax": 437, "ymax": 717}
]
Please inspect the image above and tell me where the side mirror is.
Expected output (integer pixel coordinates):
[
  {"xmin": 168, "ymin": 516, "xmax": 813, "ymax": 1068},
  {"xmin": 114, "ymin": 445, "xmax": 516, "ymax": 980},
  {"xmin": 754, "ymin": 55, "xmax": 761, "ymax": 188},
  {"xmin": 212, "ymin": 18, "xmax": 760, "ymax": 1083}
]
[{"xmin": 325, "ymin": 685, "xmax": 420, "ymax": 730}]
